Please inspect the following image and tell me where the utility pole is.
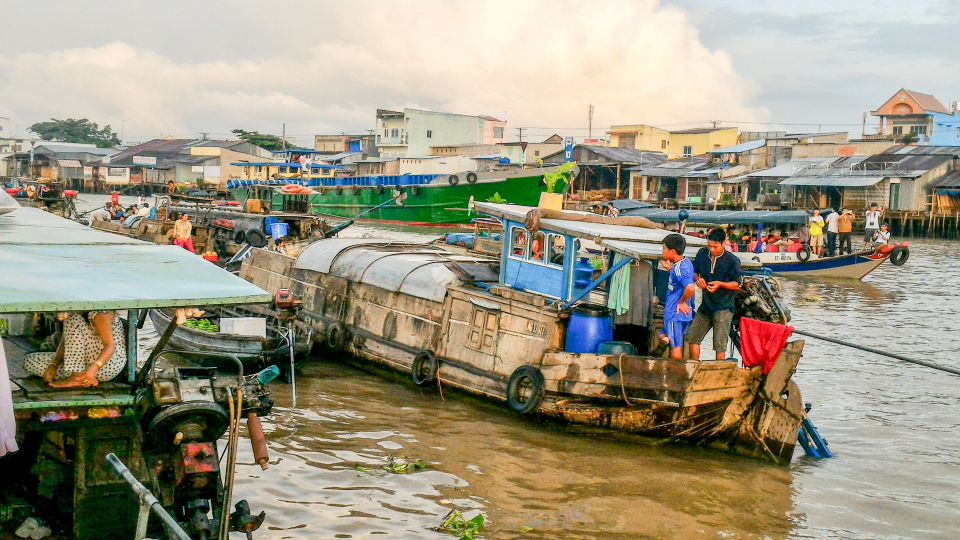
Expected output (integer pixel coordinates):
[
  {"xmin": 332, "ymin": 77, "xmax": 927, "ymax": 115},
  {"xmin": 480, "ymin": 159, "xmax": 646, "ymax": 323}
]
[
  {"xmin": 199, "ymin": 132, "xmax": 209, "ymax": 141},
  {"xmin": 282, "ymin": 122, "xmax": 287, "ymax": 150},
  {"xmin": 711, "ymin": 120, "xmax": 720, "ymax": 128},
  {"xmin": 516, "ymin": 127, "xmax": 524, "ymax": 143},
  {"xmin": 861, "ymin": 112, "xmax": 866, "ymax": 138},
  {"xmin": 587, "ymin": 104, "xmax": 594, "ymax": 139}
]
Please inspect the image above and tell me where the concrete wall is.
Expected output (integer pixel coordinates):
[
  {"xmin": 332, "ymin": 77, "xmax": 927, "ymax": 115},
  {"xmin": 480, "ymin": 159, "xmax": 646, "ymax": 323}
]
[
  {"xmin": 791, "ymin": 141, "xmax": 894, "ymax": 158},
  {"xmin": 670, "ymin": 128, "xmax": 739, "ymax": 157},
  {"xmin": 607, "ymin": 124, "xmax": 670, "ymax": 152}
]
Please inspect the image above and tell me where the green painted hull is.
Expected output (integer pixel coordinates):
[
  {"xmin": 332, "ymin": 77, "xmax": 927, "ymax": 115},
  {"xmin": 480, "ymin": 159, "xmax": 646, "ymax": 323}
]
[{"xmin": 232, "ymin": 173, "xmax": 566, "ymax": 225}]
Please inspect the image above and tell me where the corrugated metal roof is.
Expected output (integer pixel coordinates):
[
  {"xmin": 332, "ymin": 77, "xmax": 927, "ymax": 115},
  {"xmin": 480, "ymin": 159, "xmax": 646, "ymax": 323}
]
[
  {"xmin": 670, "ymin": 127, "xmax": 729, "ymax": 134},
  {"xmin": 709, "ymin": 139, "xmax": 766, "ymax": 154},
  {"xmin": 621, "ymin": 208, "xmax": 808, "ymax": 225},
  {"xmin": 578, "ymin": 145, "xmax": 667, "ymax": 164},
  {"xmin": 931, "ymin": 171, "xmax": 960, "ymax": 188},
  {"xmin": 627, "ymin": 157, "xmax": 709, "ymax": 176},
  {"xmin": 747, "ymin": 158, "xmax": 838, "ymax": 177},
  {"xmin": 0, "ymin": 208, "xmax": 270, "ymax": 312},
  {"xmin": 779, "ymin": 176, "xmax": 885, "ymax": 187},
  {"xmin": 681, "ymin": 167, "xmax": 723, "ymax": 178}
]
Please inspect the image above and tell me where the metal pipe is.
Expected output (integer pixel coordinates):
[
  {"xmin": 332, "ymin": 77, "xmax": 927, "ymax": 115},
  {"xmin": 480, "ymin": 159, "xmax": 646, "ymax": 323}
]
[
  {"xmin": 793, "ymin": 329, "xmax": 960, "ymax": 376},
  {"xmin": 105, "ymin": 453, "xmax": 191, "ymax": 540}
]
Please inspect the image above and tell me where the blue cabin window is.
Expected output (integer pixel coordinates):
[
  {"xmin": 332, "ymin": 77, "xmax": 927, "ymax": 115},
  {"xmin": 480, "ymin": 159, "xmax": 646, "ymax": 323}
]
[
  {"xmin": 510, "ymin": 226, "xmax": 528, "ymax": 259},
  {"xmin": 529, "ymin": 231, "xmax": 545, "ymax": 263},
  {"xmin": 546, "ymin": 233, "xmax": 564, "ymax": 267}
]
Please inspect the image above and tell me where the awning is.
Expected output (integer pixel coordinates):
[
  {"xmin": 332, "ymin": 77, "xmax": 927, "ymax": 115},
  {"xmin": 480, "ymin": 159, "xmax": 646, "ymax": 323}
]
[
  {"xmin": 779, "ymin": 176, "xmax": 885, "ymax": 187},
  {"xmin": 57, "ymin": 159, "xmax": 82, "ymax": 168},
  {"xmin": 619, "ymin": 208, "xmax": 809, "ymax": 226},
  {"xmin": 0, "ymin": 208, "xmax": 271, "ymax": 313}
]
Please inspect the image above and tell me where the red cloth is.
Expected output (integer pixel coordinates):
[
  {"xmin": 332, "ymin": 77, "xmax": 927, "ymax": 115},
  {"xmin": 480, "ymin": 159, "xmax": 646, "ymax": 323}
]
[
  {"xmin": 174, "ymin": 238, "xmax": 196, "ymax": 254},
  {"xmin": 739, "ymin": 318, "xmax": 794, "ymax": 374}
]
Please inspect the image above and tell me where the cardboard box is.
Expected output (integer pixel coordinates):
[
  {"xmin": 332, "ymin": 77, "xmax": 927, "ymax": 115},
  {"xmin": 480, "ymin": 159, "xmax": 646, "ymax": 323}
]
[
  {"xmin": 219, "ymin": 317, "xmax": 266, "ymax": 338},
  {"xmin": 538, "ymin": 192, "xmax": 563, "ymax": 212}
]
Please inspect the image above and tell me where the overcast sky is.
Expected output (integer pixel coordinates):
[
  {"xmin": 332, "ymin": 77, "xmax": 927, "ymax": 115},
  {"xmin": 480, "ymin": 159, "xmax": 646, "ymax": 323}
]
[{"xmin": 1, "ymin": 0, "xmax": 957, "ymax": 146}]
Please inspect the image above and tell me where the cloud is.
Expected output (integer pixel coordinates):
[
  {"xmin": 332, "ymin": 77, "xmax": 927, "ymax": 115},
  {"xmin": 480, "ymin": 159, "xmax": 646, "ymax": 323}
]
[{"xmin": 0, "ymin": 0, "xmax": 766, "ymax": 145}]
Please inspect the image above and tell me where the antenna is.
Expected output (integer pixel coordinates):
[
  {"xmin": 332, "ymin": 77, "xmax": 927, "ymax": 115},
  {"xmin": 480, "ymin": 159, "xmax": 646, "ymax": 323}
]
[{"xmin": 587, "ymin": 104, "xmax": 594, "ymax": 139}]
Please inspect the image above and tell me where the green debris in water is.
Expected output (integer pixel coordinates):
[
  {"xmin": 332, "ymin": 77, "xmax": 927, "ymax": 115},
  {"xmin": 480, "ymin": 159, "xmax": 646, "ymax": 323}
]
[
  {"xmin": 183, "ymin": 318, "xmax": 219, "ymax": 333},
  {"xmin": 384, "ymin": 456, "xmax": 427, "ymax": 474},
  {"xmin": 486, "ymin": 192, "xmax": 508, "ymax": 204},
  {"xmin": 354, "ymin": 465, "xmax": 370, "ymax": 473},
  {"xmin": 439, "ymin": 509, "xmax": 485, "ymax": 540},
  {"xmin": 519, "ymin": 526, "xmax": 534, "ymax": 533}
]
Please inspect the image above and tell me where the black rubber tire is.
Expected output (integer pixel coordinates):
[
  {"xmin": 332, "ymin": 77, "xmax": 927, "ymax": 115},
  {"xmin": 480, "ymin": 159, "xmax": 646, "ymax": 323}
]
[
  {"xmin": 326, "ymin": 323, "xmax": 351, "ymax": 351},
  {"xmin": 233, "ymin": 230, "xmax": 246, "ymax": 244},
  {"xmin": 889, "ymin": 245, "xmax": 909, "ymax": 266},
  {"xmin": 466, "ymin": 172, "xmax": 478, "ymax": 184},
  {"xmin": 246, "ymin": 229, "xmax": 268, "ymax": 248},
  {"xmin": 448, "ymin": 174, "xmax": 459, "ymax": 186},
  {"xmin": 411, "ymin": 350, "xmax": 439, "ymax": 387},
  {"xmin": 377, "ymin": 185, "xmax": 385, "ymax": 194},
  {"xmin": 797, "ymin": 245, "xmax": 812, "ymax": 262},
  {"xmin": 336, "ymin": 186, "xmax": 343, "ymax": 195},
  {"xmin": 411, "ymin": 186, "xmax": 420, "ymax": 196},
  {"xmin": 506, "ymin": 365, "xmax": 545, "ymax": 415}
]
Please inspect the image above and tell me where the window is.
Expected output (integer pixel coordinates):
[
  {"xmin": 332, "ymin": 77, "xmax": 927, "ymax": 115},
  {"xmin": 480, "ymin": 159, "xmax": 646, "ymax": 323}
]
[
  {"xmin": 530, "ymin": 231, "xmax": 545, "ymax": 262},
  {"xmin": 534, "ymin": 150, "xmax": 540, "ymax": 157},
  {"xmin": 493, "ymin": 127, "xmax": 504, "ymax": 139},
  {"xmin": 892, "ymin": 126, "xmax": 903, "ymax": 135},
  {"xmin": 467, "ymin": 305, "xmax": 499, "ymax": 354},
  {"xmin": 383, "ymin": 129, "xmax": 388, "ymax": 137},
  {"xmin": 546, "ymin": 234, "xmax": 564, "ymax": 267},
  {"xmin": 426, "ymin": 130, "xmax": 432, "ymax": 138},
  {"xmin": 661, "ymin": 139, "xmax": 667, "ymax": 149},
  {"xmin": 510, "ymin": 226, "xmax": 528, "ymax": 258},
  {"xmin": 391, "ymin": 128, "xmax": 399, "ymax": 138},
  {"xmin": 683, "ymin": 145, "xmax": 693, "ymax": 157},
  {"xmin": 910, "ymin": 125, "xmax": 927, "ymax": 135},
  {"xmin": 108, "ymin": 167, "xmax": 125, "ymax": 177}
]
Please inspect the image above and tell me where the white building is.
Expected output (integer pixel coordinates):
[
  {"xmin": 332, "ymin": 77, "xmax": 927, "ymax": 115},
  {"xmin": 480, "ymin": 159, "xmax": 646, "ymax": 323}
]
[{"xmin": 375, "ymin": 108, "xmax": 506, "ymax": 157}]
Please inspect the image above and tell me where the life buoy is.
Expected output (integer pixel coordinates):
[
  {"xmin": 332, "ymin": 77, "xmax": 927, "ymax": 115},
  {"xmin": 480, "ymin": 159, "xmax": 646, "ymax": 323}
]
[
  {"xmin": 506, "ymin": 365, "xmax": 545, "ymax": 415},
  {"xmin": 233, "ymin": 230, "xmax": 246, "ymax": 244},
  {"xmin": 889, "ymin": 245, "xmax": 909, "ymax": 266},
  {"xmin": 448, "ymin": 174, "xmax": 460, "ymax": 186},
  {"xmin": 411, "ymin": 350, "xmax": 439, "ymax": 387},
  {"xmin": 326, "ymin": 323, "xmax": 351, "ymax": 351},
  {"xmin": 466, "ymin": 172, "xmax": 478, "ymax": 184},
  {"xmin": 797, "ymin": 245, "xmax": 812, "ymax": 262},
  {"xmin": 246, "ymin": 229, "xmax": 268, "ymax": 248}
]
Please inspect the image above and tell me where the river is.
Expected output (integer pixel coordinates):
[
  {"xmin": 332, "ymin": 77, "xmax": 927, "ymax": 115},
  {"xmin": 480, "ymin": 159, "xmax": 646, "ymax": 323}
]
[{"xmin": 80, "ymin": 194, "xmax": 960, "ymax": 539}]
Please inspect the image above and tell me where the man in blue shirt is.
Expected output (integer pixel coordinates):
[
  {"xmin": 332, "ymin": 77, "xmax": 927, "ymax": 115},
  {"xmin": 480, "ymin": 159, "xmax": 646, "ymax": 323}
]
[
  {"xmin": 659, "ymin": 233, "xmax": 696, "ymax": 360},
  {"xmin": 685, "ymin": 227, "xmax": 743, "ymax": 361}
]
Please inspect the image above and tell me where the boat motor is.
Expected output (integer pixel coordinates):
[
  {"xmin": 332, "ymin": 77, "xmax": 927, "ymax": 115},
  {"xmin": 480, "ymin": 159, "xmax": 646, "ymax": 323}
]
[{"xmin": 136, "ymin": 362, "xmax": 273, "ymax": 539}]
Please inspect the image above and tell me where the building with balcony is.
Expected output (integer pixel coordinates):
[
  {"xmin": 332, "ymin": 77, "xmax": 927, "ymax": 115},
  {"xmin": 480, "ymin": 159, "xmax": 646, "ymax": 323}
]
[
  {"xmin": 869, "ymin": 88, "xmax": 960, "ymax": 145},
  {"xmin": 375, "ymin": 108, "xmax": 506, "ymax": 158}
]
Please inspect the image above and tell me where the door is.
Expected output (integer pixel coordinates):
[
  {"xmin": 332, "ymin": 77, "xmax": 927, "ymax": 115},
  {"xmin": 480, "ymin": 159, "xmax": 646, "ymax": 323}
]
[{"xmin": 889, "ymin": 182, "xmax": 901, "ymax": 210}]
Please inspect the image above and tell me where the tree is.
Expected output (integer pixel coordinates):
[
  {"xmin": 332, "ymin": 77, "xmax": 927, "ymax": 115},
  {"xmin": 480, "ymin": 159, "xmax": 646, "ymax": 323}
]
[
  {"xmin": 900, "ymin": 132, "xmax": 917, "ymax": 145},
  {"xmin": 28, "ymin": 118, "xmax": 120, "ymax": 148},
  {"xmin": 231, "ymin": 129, "xmax": 293, "ymax": 151}
]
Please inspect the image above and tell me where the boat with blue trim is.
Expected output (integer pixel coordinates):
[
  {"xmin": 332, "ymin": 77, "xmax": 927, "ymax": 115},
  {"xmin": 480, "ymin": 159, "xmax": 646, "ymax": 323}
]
[
  {"xmin": 240, "ymin": 202, "xmax": 813, "ymax": 464},
  {"xmin": 616, "ymin": 206, "xmax": 910, "ymax": 279}
]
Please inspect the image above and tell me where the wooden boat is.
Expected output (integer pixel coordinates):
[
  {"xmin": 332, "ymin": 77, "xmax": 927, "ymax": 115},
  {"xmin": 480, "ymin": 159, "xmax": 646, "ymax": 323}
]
[
  {"xmin": 148, "ymin": 306, "xmax": 311, "ymax": 372},
  {"xmin": 617, "ymin": 206, "xmax": 910, "ymax": 279},
  {"xmin": 240, "ymin": 202, "xmax": 809, "ymax": 464},
  {"xmin": 1, "ymin": 206, "xmax": 276, "ymax": 539}
]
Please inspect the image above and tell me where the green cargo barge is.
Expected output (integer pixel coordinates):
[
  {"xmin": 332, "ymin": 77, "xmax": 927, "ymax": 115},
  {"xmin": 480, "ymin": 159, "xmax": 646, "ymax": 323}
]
[{"xmin": 226, "ymin": 164, "xmax": 575, "ymax": 226}]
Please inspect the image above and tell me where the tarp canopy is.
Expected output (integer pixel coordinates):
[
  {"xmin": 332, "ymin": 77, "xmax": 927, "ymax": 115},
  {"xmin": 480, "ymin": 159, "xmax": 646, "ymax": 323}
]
[
  {"xmin": 603, "ymin": 239, "xmax": 760, "ymax": 268},
  {"xmin": 0, "ymin": 208, "xmax": 271, "ymax": 313},
  {"xmin": 779, "ymin": 176, "xmax": 885, "ymax": 187},
  {"xmin": 607, "ymin": 208, "xmax": 810, "ymax": 226}
]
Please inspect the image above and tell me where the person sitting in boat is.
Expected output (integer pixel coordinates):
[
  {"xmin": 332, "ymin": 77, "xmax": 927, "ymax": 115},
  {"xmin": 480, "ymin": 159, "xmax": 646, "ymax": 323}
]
[
  {"xmin": 685, "ymin": 227, "xmax": 743, "ymax": 361},
  {"xmin": 747, "ymin": 236, "xmax": 758, "ymax": 253},
  {"xmin": 785, "ymin": 238, "xmax": 803, "ymax": 253},
  {"xmin": 512, "ymin": 229, "xmax": 527, "ymax": 257},
  {"xmin": 136, "ymin": 203, "xmax": 150, "ymax": 218},
  {"xmin": 550, "ymin": 235, "xmax": 565, "ymax": 264},
  {"xmin": 657, "ymin": 233, "xmax": 696, "ymax": 360},
  {"xmin": 173, "ymin": 214, "xmax": 195, "ymax": 253},
  {"xmin": 873, "ymin": 223, "xmax": 891, "ymax": 247},
  {"xmin": 167, "ymin": 180, "xmax": 177, "ymax": 196},
  {"xmin": 23, "ymin": 311, "xmax": 127, "ymax": 389},
  {"xmin": 531, "ymin": 232, "xmax": 545, "ymax": 261},
  {"xmin": 89, "ymin": 202, "xmax": 113, "ymax": 225},
  {"xmin": 274, "ymin": 237, "xmax": 290, "ymax": 255}
]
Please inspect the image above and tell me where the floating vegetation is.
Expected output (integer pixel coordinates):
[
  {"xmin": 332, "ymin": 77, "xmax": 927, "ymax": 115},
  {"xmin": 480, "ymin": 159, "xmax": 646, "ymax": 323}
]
[
  {"xmin": 384, "ymin": 456, "xmax": 427, "ymax": 474},
  {"xmin": 438, "ymin": 509, "xmax": 485, "ymax": 540}
]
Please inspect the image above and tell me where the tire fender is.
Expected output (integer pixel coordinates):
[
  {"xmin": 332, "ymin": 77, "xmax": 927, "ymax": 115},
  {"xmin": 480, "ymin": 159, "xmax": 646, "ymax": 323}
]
[
  {"xmin": 506, "ymin": 365, "xmax": 545, "ymax": 415},
  {"xmin": 326, "ymin": 322, "xmax": 351, "ymax": 351},
  {"xmin": 889, "ymin": 245, "xmax": 909, "ymax": 266},
  {"xmin": 448, "ymin": 174, "xmax": 460, "ymax": 186},
  {"xmin": 797, "ymin": 245, "xmax": 812, "ymax": 262},
  {"xmin": 233, "ymin": 230, "xmax": 246, "ymax": 245},
  {"xmin": 411, "ymin": 350, "xmax": 439, "ymax": 387},
  {"xmin": 246, "ymin": 229, "xmax": 268, "ymax": 248},
  {"xmin": 466, "ymin": 172, "xmax": 478, "ymax": 184}
]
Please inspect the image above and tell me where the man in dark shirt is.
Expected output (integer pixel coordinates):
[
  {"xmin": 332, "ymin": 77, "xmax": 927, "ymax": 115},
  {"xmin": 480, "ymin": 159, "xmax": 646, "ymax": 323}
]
[{"xmin": 684, "ymin": 227, "xmax": 743, "ymax": 361}]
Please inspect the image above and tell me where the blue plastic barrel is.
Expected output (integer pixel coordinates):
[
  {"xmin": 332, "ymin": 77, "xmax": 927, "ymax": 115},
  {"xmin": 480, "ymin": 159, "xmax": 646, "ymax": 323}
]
[
  {"xmin": 270, "ymin": 222, "xmax": 289, "ymax": 241},
  {"xmin": 564, "ymin": 304, "xmax": 613, "ymax": 354},
  {"xmin": 574, "ymin": 257, "xmax": 595, "ymax": 291},
  {"xmin": 263, "ymin": 216, "xmax": 279, "ymax": 232}
]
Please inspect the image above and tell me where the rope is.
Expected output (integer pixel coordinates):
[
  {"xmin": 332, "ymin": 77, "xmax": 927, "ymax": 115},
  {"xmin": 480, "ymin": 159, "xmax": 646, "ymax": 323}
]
[{"xmin": 617, "ymin": 353, "xmax": 634, "ymax": 406}]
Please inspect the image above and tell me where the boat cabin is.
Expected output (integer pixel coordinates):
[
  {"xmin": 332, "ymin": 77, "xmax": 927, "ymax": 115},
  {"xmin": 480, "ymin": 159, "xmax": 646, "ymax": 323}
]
[{"xmin": 0, "ymin": 205, "xmax": 273, "ymax": 539}]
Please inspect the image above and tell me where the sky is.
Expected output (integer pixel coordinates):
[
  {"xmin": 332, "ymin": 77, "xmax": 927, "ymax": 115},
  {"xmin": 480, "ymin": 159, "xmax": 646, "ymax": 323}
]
[{"xmin": 0, "ymin": 0, "xmax": 958, "ymax": 147}]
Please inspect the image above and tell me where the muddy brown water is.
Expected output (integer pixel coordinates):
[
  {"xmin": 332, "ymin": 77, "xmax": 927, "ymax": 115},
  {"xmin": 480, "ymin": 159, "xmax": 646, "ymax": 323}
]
[{"xmin": 80, "ymin": 194, "xmax": 959, "ymax": 538}]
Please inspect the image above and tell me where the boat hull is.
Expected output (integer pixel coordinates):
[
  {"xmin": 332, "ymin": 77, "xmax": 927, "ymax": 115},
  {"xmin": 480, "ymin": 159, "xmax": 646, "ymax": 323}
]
[
  {"xmin": 747, "ymin": 249, "xmax": 890, "ymax": 280},
  {"xmin": 232, "ymin": 172, "xmax": 561, "ymax": 225}
]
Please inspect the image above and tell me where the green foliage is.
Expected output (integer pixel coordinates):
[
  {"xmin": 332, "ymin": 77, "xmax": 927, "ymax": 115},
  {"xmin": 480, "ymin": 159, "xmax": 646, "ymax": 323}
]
[
  {"xmin": 900, "ymin": 133, "xmax": 917, "ymax": 145},
  {"xmin": 486, "ymin": 192, "xmax": 508, "ymax": 204},
  {"xmin": 542, "ymin": 161, "xmax": 576, "ymax": 193},
  {"xmin": 232, "ymin": 128, "xmax": 291, "ymax": 151},
  {"xmin": 439, "ymin": 510, "xmax": 485, "ymax": 540},
  {"xmin": 28, "ymin": 118, "xmax": 120, "ymax": 148},
  {"xmin": 384, "ymin": 456, "xmax": 427, "ymax": 474}
]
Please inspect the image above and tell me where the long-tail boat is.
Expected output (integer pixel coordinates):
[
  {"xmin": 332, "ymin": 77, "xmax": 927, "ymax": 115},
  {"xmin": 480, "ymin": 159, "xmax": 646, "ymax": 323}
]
[
  {"xmin": 1, "ymin": 201, "xmax": 278, "ymax": 539},
  {"xmin": 240, "ymin": 202, "xmax": 810, "ymax": 464}
]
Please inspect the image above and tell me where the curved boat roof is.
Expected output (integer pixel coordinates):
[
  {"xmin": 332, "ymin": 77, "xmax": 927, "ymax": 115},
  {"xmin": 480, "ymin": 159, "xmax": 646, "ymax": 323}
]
[
  {"xmin": 295, "ymin": 239, "xmax": 488, "ymax": 302},
  {"xmin": 621, "ymin": 208, "xmax": 809, "ymax": 226}
]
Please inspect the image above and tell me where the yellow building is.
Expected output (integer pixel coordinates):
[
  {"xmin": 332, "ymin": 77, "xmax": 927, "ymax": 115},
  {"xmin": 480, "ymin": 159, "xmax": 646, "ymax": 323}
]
[
  {"xmin": 607, "ymin": 125, "xmax": 739, "ymax": 158},
  {"xmin": 668, "ymin": 127, "xmax": 739, "ymax": 157}
]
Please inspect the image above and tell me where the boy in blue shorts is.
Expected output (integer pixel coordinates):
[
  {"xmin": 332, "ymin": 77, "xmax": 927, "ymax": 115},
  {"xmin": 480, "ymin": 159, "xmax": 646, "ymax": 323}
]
[{"xmin": 659, "ymin": 233, "xmax": 696, "ymax": 360}]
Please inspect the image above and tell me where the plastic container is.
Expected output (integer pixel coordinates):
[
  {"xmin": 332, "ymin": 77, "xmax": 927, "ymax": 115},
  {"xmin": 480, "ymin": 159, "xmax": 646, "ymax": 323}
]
[
  {"xmin": 220, "ymin": 317, "xmax": 266, "ymax": 338},
  {"xmin": 597, "ymin": 341, "xmax": 637, "ymax": 356},
  {"xmin": 574, "ymin": 257, "xmax": 595, "ymax": 291},
  {"xmin": 263, "ymin": 216, "xmax": 279, "ymax": 233},
  {"xmin": 564, "ymin": 304, "xmax": 613, "ymax": 354},
  {"xmin": 270, "ymin": 222, "xmax": 289, "ymax": 241}
]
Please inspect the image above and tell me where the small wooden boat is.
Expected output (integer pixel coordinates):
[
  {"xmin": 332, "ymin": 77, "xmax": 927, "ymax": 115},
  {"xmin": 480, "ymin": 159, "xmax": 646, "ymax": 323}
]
[
  {"xmin": 241, "ymin": 202, "xmax": 810, "ymax": 464},
  {"xmin": 148, "ymin": 306, "xmax": 311, "ymax": 372}
]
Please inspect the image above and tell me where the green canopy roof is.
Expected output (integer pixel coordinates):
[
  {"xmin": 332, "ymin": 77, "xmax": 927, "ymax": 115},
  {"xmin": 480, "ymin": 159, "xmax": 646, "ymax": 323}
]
[{"xmin": 0, "ymin": 208, "xmax": 271, "ymax": 313}]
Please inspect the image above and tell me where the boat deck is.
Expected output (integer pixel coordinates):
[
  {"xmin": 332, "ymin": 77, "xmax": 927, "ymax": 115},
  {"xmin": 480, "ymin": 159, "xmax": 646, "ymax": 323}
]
[{"xmin": 4, "ymin": 337, "xmax": 134, "ymax": 417}]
